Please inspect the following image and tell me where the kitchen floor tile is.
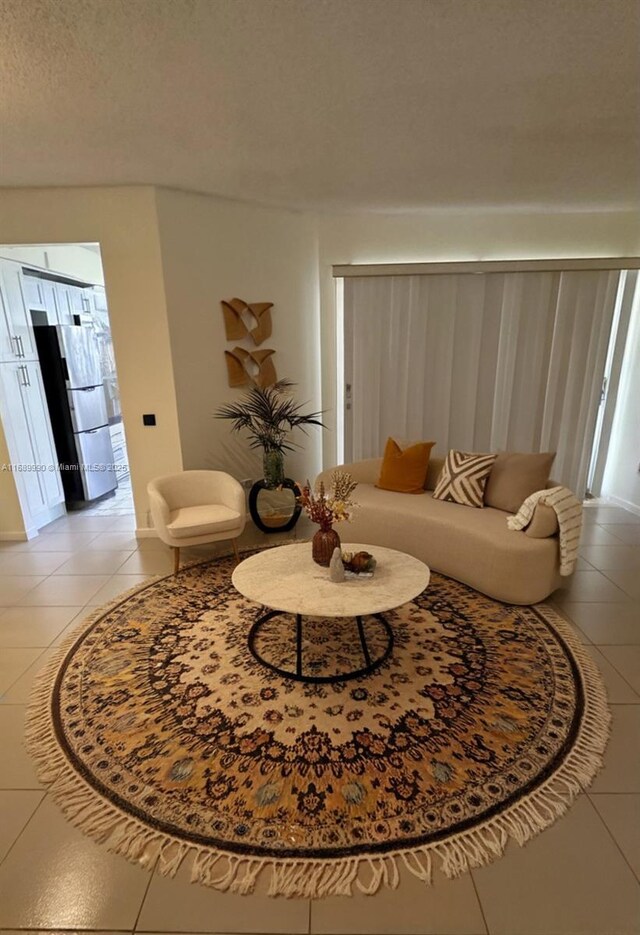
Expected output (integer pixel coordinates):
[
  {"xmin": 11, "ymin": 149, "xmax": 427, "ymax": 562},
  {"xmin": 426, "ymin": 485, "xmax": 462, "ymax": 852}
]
[
  {"xmin": 0, "ymin": 931, "xmax": 128, "ymax": 935},
  {"xmin": 578, "ymin": 544, "xmax": 640, "ymax": 571},
  {"xmin": 107, "ymin": 514, "xmax": 137, "ymax": 531},
  {"xmin": 601, "ymin": 524, "xmax": 640, "ymax": 545},
  {"xmin": 584, "ymin": 508, "xmax": 640, "ymax": 525},
  {"xmin": 137, "ymin": 536, "xmax": 173, "ymax": 552},
  {"xmin": 590, "ymin": 704, "xmax": 640, "ymax": 793},
  {"xmin": 42, "ymin": 514, "xmax": 121, "ymax": 534},
  {"xmin": 52, "ymin": 550, "xmax": 133, "ymax": 575},
  {"xmin": 89, "ymin": 574, "xmax": 152, "ymax": 606},
  {"xmin": 0, "ymin": 551, "xmax": 71, "ymax": 576},
  {"xmin": 560, "ymin": 601, "xmax": 640, "ymax": 644},
  {"xmin": 0, "ymin": 605, "xmax": 83, "ymax": 647},
  {"xmin": 573, "ymin": 555, "xmax": 593, "ymax": 570},
  {"xmin": 0, "ymin": 790, "xmax": 44, "ymax": 860},
  {"xmin": 578, "ymin": 525, "xmax": 627, "ymax": 546},
  {"xmin": 137, "ymin": 863, "xmax": 309, "ymax": 933},
  {"xmin": 1, "ymin": 646, "xmax": 59, "ymax": 705},
  {"xmin": 601, "ymin": 567, "xmax": 640, "ymax": 600},
  {"xmin": 0, "ymin": 797, "xmax": 150, "ymax": 930},
  {"xmin": 116, "ymin": 550, "xmax": 174, "ymax": 575},
  {"xmin": 310, "ymin": 866, "xmax": 486, "ymax": 934},
  {"xmin": 0, "ymin": 576, "xmax": 46, "ymax": 606},
  {"xmin": 599, "ymin": 646, "xmax": 640, "ymax": 696},
  {"xmin": 17, "ymin": 575, "xmax": 111, "ymax": 606},
  {"xmin": 0, "ymin": 647, "xmax": 44, "ymax": 696},
  {"xmin": 553, "ymin": 570, "xmax": 631, "ymax": 604},
  {"xmin": 23, "ymin": 532, "xmax": 99, "ymax": 552},
  {"xmin": 590, "ymin": 793, "xmax": 640, "ymax": 880},
  {"xmin": 0, "ymin": 706, "xmax": 42, "ymax": 788},
  {"xmin": 586, "ymin": 646, "xmax": 640, "ymax": 702},
  {"xmin": 472, "ymin": 795, "xmax": 640, "ymax": 934},
  {"xmin": 85, "ymin": 532, "xmax": 141, "ymax": 551}
]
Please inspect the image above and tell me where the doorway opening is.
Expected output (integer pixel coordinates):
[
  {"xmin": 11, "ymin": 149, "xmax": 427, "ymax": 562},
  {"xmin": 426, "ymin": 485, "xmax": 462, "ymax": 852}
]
[{"xmin": 0, "ymin": 243, "xmax": 133, "ymax": 536}]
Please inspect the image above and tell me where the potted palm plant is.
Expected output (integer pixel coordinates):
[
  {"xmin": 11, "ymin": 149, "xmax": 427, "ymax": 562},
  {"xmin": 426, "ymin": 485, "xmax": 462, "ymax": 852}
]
[{"xmin": 215, "ymin": 380, "xmax": 324, "ymax": 488}]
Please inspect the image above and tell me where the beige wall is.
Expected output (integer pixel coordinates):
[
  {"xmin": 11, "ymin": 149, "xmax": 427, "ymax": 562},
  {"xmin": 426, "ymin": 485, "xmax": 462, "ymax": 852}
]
[
  {"xmin": 1, "ymin": 187, "xmax": 637, "ymax": 530},
  {"xmin": 318, "ymin": 210, "xmax": 640, "ymax": 467},
  {"xmin": 155, "ymin": 188, "xmax": 323, "ymax": 484},
  {"xmin": 0, "ymin": 187, "xmax": 183, "ymax": 532}
]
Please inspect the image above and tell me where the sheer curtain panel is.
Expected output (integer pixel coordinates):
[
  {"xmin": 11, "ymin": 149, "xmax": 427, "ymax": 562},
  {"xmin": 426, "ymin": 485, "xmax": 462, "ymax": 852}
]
[{"xmin": 343, "ymin": 270, "xmax": 622, "ymax": 495}]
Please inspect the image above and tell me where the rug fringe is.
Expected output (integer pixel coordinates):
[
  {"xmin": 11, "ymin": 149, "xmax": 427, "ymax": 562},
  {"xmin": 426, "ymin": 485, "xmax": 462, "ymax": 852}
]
[{"xmin": 24, "ymin": 579, "xmax": 610, "ymax": 899}]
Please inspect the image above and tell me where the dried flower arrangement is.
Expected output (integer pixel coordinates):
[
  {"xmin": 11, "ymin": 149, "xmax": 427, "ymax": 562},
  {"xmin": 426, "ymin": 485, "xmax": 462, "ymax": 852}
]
[{"xmin": 298, "ymin": 471, "xmax": 358, "ymax": 532}]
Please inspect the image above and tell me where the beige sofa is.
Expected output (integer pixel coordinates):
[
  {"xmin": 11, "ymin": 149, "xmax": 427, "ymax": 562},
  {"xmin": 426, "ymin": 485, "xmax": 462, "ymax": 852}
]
[{"xmin": 317, "ymin": 457, "xmax": 565, "ymax": 605}]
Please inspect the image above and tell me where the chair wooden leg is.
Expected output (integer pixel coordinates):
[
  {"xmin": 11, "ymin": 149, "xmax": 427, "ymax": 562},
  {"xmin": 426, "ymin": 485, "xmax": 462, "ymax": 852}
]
[
  {"xmin": 231, "ymin": 538, "xmax": 240, "ymax": 564},
  {"xmin": 173, "ymin": 547, "xmax": 180, "ymax": 575}
]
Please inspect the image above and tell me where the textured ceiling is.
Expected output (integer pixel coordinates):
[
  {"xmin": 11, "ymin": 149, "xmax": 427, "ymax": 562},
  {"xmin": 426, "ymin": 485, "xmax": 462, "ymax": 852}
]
[{"xmin": 0, "ymin": 0, "xmax": 638, "ymax": 212}]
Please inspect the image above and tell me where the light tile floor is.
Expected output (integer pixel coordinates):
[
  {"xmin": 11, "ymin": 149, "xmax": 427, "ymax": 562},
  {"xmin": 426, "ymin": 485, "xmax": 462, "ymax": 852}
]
[{"xmin": 0, "ymin": 502, "xmax": 638, "ymax": 934}]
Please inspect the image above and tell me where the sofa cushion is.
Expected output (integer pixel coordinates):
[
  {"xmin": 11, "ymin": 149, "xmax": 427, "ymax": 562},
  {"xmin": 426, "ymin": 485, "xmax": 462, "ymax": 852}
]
[
  {"xmin": 525, "ymin": 502, "xmax": 559, "ymax": 538},
  {"xmin": 484, "ymin": 452, "xmax": 556, "ymax": 514},
  {"xmin": 433, "ymin": 451, "xmax": 497, "ymax": 508},
  {"xmin": 376, "ymin": 438, "xmax": 435, "ymax": 494},
  {"xmin": 167, "ymin": 504, "xmax": 242, "ymax": 539},
  {"xmin": 339, "ymin": 483, "xmax": 562, "ymax": 604}
]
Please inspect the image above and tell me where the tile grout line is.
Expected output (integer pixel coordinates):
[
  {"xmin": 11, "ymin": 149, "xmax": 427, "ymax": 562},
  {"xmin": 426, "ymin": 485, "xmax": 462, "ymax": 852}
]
[
  {"xmin": 0, "ymin": 786, "xmax": 48, "ymax": 872},
  {"xmin": 586, "ymin": 792, "xmax": 640, "ymax": 885},
  {"xmin": 469, "ymin": 868, "xmax": 491, "ymax": 935},
  {"xmin": 132, "ymin": 856, "xmax": 159, "ymax": 934},
  {"xmin": 589, "ymin": 645, "xmax": 640, "ymax": 699},
  {"xmin": 596, "ymin": 565, "xmax": 640, "ymax": 601}
]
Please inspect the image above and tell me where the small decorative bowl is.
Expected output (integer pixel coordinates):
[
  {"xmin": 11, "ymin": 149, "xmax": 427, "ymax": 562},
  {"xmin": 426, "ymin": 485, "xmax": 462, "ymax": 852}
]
[{"xmin": 341, "ymin": 550, "xmax": 377, "ymax": 577}]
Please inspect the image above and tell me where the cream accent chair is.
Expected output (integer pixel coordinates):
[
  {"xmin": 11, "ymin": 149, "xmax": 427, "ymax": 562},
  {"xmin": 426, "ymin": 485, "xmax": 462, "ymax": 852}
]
[{"xmin": 147, "ymin": 471, "xmax": 246, "ymax": 573}]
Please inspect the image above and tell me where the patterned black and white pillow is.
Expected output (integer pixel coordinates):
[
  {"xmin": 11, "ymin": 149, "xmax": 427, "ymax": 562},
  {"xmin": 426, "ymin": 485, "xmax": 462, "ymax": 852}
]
[{"xmin": 433, "ymin": 451, "xmax": 497, "ymax": 508}]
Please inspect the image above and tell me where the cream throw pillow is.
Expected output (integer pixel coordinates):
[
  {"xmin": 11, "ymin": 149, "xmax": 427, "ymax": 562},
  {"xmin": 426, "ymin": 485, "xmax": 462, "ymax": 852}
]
[{"xmin": 433, "ymin": 451, "xmax": 497, "ymax": 508}]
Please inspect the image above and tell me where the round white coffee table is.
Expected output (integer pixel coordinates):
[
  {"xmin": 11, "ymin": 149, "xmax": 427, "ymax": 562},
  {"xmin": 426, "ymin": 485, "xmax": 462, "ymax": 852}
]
[{"xmin": 232, "ymin": 542, "xmax": 430, "ymax": 683}]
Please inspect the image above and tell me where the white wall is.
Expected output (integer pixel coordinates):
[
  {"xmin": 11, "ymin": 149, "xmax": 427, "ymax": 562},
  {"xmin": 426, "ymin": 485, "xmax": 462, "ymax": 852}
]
[
  {"xmin": 0, "ymin": 187, "xmax": 182, "ymax": 532},
  {"xmin": 0, "ymin": 244, "xmax": 105, "ymax": 284},
  {"xmin": 318, "ymin": 210, "xmax": 640, "ymax": 467},
  {"xmin": 0, "ymin": 420, "xmax": 24, "ymax": 536},
  {"xmin": 602, "ymin": 287, "xmax": 640, "ymax": 513},
  {"xmin": 155, "ymin": 188, "xmax": 323, "ymax": 484}
]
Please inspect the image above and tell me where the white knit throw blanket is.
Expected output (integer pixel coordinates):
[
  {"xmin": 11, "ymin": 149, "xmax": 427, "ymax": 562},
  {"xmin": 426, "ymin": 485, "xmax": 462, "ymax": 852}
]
[{"xmin": 507, "ymin": 486, "xmax": 582, "ymax": 576}]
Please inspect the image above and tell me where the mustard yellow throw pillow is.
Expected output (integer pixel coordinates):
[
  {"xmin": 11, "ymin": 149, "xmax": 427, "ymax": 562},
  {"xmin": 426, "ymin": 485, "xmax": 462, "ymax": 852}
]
[{"xmin": 376, "ymin": 438, "xmax": 435, "ymax": 494}]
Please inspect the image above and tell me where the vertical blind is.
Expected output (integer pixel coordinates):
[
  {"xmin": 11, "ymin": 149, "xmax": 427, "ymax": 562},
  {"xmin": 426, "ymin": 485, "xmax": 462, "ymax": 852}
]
[{"xmin": 343, "ymin": 270, "xmax": 623, "ymax": 495}]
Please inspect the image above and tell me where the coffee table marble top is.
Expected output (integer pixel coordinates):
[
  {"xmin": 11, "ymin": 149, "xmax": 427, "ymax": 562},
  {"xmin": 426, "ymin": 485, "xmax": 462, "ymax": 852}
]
[{"xmin": 232, "ymin": 542, "xmax": 430, "ymax": 618}]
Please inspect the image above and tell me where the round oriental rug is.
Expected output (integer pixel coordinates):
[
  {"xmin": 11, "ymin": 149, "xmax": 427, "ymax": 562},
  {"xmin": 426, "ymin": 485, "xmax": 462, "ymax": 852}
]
[{"xmin": 27, "ymin": 552, "xmax": 609, "ymax": 898}]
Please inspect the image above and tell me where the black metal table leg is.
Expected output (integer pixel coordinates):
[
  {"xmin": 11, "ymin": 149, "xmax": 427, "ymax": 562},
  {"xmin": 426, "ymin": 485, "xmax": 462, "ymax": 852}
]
[
  {"xmin": 247, "ymin": 610, "xmax": 394, "ymax": 684},
  {"xmin": 356, "ymin": 615, "xmax": 372, "ymax": 667},
  {"xmin": 296, "ymin": 613, "xmax": 303, "ymax": 678}
]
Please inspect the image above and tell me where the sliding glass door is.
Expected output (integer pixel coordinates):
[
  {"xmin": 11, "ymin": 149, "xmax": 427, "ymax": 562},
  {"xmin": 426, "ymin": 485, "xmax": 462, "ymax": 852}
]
[{"xmin": 342, "ymin": 268, "xmax": 629, "ymax": 496}]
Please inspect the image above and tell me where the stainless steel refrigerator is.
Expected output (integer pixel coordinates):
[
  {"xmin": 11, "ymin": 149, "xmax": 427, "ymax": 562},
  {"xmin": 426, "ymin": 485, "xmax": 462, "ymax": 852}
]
[{"xmin": 34, "ymin": 324, "xmax": 117, "ymax": 506}]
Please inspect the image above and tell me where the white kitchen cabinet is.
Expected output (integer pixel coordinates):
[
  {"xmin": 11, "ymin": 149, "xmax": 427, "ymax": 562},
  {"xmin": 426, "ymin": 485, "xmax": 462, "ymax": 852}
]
[
  {"xmin": 22, "ymin": 275, "xmax": 46, "ymax": 311},
  {"xmin": 109, "ymin": 421, "xmax": 129, "ymax": 481},
  {"xmin": 0, "ymin": 261, "xmax": 37, "ymax": 361},
  {"xmin": 53, "ymin": 283, "xmax": 74, "ymax": 325},
  {"xmin": 92, "ymin": 286, "xmax": 108, "ymax": 312},
  {"xmin": 0, "ymin": 360, "xmax": 65, "ymax": 532},
  {"xmin": 69, "ymin": 285, "xmax": 90, "ymax": 313},
  {"xmin": 22, "ymin": 275, "xmax": 59, "ymax": 324}
]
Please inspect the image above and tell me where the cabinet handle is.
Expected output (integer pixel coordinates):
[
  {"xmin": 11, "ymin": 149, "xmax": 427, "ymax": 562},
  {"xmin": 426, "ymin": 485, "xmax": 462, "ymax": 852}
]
[
  {"xmin": 23, "ymin": 365, "xmax": 31, "ymax": 386},
  {"xmin": 11, "ymin": 335, "xmax": 22, "ymax": 357},
  {"xmin": 17, "ymin": 335, "xmax": 25, "ymax": 358},
  {"xmin": 18, "ymin": 365, "xmax": 28, "ymax": 387}
]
